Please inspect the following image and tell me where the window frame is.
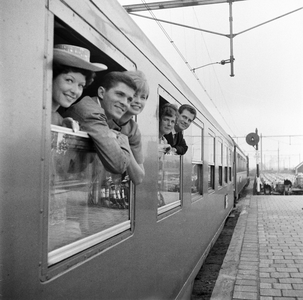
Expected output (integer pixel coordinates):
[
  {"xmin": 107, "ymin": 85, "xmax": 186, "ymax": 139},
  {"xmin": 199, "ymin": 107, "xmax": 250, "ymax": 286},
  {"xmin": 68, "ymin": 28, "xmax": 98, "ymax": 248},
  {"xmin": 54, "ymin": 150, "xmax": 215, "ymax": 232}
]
[
  {"xmin": 207, "ymin": 131, "xmax": 215, "ymax": 191},
  {"xmin": 41, "ymin": 6, "xmax": 137, "ymax": 280},
  {"xmin": 224, "ymin": 144, "xmax": 228, "ymax": 184},
  {"xmin": 190, "ymin": 123, "xmax": 204, "ymax": 202},
  {"xmin": 217, "ymin": 139, "xmax": 223, "ymax": 187},
  {"xmin": 43, "ymin": 126, "xmax": 135, "ymax": 278},
  {"xmin": 157, "ymin": 87, "xmax": 182, "ymax": 217}
]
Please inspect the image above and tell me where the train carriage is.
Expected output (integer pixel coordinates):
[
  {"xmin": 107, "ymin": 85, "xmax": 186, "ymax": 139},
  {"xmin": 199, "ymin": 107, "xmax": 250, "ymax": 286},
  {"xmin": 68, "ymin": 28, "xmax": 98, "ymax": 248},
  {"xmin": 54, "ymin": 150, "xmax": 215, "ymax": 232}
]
[
  {"xmin": 0, "ymin": 0, "xmax": 248, "ymax": 299},
  {"xmin": 234, "ymin": 142, "xmax": 249, "ymax": 200}
]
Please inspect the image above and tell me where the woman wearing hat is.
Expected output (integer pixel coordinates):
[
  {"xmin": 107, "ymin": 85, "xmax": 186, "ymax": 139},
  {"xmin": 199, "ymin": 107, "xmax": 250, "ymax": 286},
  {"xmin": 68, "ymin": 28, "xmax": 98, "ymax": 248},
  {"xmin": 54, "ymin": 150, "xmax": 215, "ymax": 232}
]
[
  {"xmin": 50, "ymin": 46, "xmax": 107, "ymax": 241},
  {"xmin": 52, "ymin": 44, "xmax": 107, "ymax": 130}
]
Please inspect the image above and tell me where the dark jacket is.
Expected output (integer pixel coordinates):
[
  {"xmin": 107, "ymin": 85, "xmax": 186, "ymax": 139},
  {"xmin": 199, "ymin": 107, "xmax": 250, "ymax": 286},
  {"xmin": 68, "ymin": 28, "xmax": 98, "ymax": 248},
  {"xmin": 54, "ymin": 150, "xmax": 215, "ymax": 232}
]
[{"xmin": 164, "ymin": 131, "xmax": 188, "ymax": 155}]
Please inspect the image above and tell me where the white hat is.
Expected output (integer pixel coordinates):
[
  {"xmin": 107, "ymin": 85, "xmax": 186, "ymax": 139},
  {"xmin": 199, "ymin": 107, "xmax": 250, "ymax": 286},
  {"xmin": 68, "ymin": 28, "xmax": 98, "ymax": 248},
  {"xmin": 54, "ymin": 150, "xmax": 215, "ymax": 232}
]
[{"xmin": 53, "ymin": 44, "xmax": 107, "ymax": 72}]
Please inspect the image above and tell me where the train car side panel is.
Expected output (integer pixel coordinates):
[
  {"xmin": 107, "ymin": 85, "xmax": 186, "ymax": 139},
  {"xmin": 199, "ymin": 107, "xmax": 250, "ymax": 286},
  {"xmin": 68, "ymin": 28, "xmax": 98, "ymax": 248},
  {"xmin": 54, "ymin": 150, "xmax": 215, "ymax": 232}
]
[
  {"xmin": 1, "ymin": 0, "xmax": 51, "ymax": 298},
  {"xmin": 1, "ymin": 1, "xmax": 248, "ymax": 299}
]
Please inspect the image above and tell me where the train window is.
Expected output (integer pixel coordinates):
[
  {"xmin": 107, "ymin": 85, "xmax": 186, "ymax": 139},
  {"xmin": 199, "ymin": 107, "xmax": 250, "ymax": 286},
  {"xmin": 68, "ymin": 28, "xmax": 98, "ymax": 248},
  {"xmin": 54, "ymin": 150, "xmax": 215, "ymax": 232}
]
[
  {"xmin": 157, "ymin": 91, "xmax": 181, "ymax": 215},
  {"xmin": 217, "ymin": 139, "xmax": 223, "ymax": 165},
  {"xmin": 48, "ymin": 126, "xmax": 133, "ymax": 265},
  {"xmin": 208, "ymin": 165, "xmax": 215, "ymax": 190},
  {"xmin": 218, "ymin": 166, "xmax": 223, "ymax": 186},
  {"xmin": 158, "ymin": 155, "xmax": 181, "ymax": 212},
  {"xmin": 207, "ymin": 132, "xmax": 215, "ymax": 190},
  {"xmin": 224, "ymin": 167, "xmax": 228, "ymax": 184},
  {"xmin": 229, "ymin": 148, "xmax": 233, "ymax": 182},
  {"xmin": 224, "ymin": 145, "xmax": 228, "ymax": 184},
  {"xmin": 217, "ymin": 139, "xmax": 223, "ymax": 187},
  {"xmin": 44, "ymin": 12, "xmax": 137, "ymax": 269},
  {"xmin": 237, "ymin": 154, "xmax": 241, "ymax": 171},
  {"xmin": 190, "ymin": 123, "xmax": 203, "ymax": 200}
]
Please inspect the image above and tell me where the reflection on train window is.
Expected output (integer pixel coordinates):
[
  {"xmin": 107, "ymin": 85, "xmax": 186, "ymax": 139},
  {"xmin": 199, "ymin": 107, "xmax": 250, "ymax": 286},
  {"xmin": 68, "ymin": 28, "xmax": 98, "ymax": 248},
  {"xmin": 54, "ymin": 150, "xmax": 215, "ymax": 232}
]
[
  {"xmin": 207, "ymin": 132, "xmax": 215, "ymax": 190},
  {"xmin": 191, "ymin": 123, "xmax": 203, "ymax": 200},
  {"xmin": 48, "ymin": 126, "xmax": 132, "ymax": 265},
  {"xmin": 158, "ymin": 155, "xmax": 181, "ymax": 213}
]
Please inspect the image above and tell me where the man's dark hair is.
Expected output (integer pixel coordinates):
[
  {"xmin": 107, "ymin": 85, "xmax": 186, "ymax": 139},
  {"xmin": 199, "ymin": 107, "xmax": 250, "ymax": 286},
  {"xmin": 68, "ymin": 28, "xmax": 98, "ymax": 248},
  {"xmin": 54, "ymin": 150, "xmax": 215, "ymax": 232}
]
[{"xmin": 178, "ymin": 104, "xmax": 197, "ymax": 121}]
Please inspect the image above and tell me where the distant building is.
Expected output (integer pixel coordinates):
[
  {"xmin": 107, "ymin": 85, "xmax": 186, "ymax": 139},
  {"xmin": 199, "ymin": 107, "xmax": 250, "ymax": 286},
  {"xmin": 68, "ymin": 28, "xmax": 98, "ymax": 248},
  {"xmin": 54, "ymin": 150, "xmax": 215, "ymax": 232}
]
[{"xmin": 294, "ymin": 162, "xmax": 303, "ymax": 175}]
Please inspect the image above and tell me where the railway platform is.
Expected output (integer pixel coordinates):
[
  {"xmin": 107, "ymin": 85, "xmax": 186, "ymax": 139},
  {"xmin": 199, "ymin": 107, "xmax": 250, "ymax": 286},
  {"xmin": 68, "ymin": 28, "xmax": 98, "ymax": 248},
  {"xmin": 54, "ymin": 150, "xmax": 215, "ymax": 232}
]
[{"xmin": 211, "ymin": 193, "xmax": 303, "ymax": 300}]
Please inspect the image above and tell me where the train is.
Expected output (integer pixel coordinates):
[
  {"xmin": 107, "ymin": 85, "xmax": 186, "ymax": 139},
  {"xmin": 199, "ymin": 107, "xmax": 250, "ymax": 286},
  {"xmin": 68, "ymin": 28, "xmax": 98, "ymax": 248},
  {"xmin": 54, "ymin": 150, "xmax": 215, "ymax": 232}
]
[{"xmin": 0, "ymin": 0, "xmax": 249, "ymax": 299}]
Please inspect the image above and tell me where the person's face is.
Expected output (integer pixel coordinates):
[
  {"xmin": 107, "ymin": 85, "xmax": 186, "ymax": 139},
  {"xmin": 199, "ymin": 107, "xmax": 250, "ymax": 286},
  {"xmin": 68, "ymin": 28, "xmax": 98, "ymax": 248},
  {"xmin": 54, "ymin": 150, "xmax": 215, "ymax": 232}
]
[
  {"xmin": 176, "ymin": 109, "xmax": 195, "ymax": 131},
  {"xmin": 52, "ymin": 72, "xmax": 86, "ymax": 109},
  {"xmin": 127, "ymin": 91, "xmax": 148, "ymax": 116},
  {"xmin": 98, "ymin": 82, "xmax": 135, "ymax": 120},
  {"xmin": 159, "ymin": 115, "xmax": 176, "ymax": 136}
]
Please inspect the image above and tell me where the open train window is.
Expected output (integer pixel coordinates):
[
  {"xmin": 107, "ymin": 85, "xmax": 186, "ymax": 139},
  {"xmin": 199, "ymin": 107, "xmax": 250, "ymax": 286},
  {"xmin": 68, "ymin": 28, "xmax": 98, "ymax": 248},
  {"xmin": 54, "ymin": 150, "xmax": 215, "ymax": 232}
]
[
  {"xmin": 43, "ymin": 10, "xmax": 136, "ymax": 276},
  {"xmin": 190, "ymin": 123, "xmax": 203, "ymax": 201},
  {"xmin": 157, "ymin": 88, "xmax": 181, "ymax": 216}
]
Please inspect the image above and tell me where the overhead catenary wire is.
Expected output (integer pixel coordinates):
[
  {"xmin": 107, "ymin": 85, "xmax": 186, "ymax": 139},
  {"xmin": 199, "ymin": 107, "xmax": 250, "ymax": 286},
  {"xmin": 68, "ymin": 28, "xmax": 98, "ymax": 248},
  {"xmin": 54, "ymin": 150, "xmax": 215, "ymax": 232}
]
[
  {"xmin": 192, "ymin": 7, "xmax": 240, "ymax": 134},
  {"xmin": 140, "ymin": 0, "xmax": 236, "ymax": 136}
]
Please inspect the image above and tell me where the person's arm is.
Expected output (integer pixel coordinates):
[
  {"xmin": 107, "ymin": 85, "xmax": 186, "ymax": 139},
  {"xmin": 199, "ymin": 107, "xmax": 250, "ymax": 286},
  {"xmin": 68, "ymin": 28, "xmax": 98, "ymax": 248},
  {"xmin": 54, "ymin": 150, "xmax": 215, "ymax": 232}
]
[
  {"xmin": 127, "ymin": 152, "xmax": 145, "ymax": 185},
  {"xmin": 63, "ymin": 97, "xmax": 131, "ymax": 174},
  {"xmin": 124, "ymin": 122, "xmax": 145, "ymax": 185},
  {"xmin": 174, "ymin": 132, "xmax": 188, "ymax": 155},
  {"xmin": 61, "ymin": 117, "xmax": 80, "ymax": 132}
]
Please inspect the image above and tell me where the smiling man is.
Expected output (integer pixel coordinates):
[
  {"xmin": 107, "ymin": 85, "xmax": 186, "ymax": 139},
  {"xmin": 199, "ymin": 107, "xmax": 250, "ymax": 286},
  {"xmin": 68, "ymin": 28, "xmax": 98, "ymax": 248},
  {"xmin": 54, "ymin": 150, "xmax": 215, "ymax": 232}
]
[
  {"xmin": 164, "ymin": 104, "xmax": 196, "ymax": 155},
  {"xmin": 63, "ymin": 71, "xmax": 137, "ymax": 174},
  {"xmin": 108, "ymin": 70, "xmax": 149, "ymax": 185}
]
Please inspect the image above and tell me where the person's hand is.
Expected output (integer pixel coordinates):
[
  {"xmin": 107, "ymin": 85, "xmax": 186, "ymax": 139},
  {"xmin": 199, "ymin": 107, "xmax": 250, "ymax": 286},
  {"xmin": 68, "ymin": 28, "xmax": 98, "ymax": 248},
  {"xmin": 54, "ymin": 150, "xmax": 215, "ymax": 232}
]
[
  {"xmin": 158, "ymin": 143, "xmax": 171, "ymax": 154},
  {"xmin": 169, "ymin": 147, "xmax": 177, "ymax": 155},
  {"xmin": 62, "ymin": 117, "xmax": 80, "ymax": 132}
]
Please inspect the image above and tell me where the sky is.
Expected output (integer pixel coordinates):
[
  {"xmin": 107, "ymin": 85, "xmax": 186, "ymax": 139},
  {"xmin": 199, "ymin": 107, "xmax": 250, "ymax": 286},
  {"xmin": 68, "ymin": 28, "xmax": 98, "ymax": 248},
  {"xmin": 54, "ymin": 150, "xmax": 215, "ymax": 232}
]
[{"xmin": 118, "ymin": 0, "xmax": 303, "ymax": 171}]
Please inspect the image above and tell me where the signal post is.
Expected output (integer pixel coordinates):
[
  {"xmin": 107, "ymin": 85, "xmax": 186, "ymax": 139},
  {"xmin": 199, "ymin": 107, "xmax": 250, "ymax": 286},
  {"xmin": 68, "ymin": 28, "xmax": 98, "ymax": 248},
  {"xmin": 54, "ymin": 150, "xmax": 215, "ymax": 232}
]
[{"xmin": 246, "ymin": 129, "xmax": 260, "ymax": 195}]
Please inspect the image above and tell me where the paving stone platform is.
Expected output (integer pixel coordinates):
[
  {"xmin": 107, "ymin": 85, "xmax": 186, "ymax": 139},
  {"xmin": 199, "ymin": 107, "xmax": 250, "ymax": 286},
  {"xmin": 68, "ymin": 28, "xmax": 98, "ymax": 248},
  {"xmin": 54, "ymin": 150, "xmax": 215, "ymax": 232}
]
[{"xmin": 211, "ymin": 194, "xmax": 303, "ymax": 300}]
